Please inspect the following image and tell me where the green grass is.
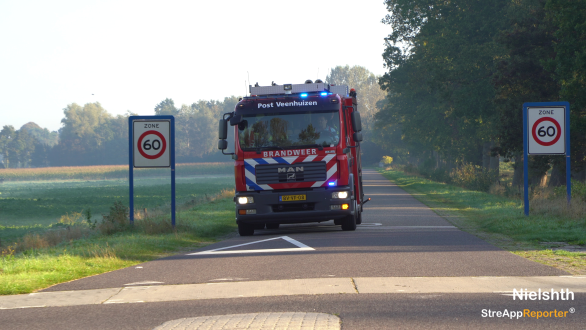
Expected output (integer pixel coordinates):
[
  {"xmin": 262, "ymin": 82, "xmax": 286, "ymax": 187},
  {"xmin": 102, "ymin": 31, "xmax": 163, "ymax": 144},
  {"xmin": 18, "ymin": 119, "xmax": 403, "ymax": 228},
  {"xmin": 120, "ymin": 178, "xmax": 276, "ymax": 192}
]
[
  {"xmin": 0, "ymin": 175, "xmax": 233, "ymax": 244},
  {"xmin": 378, "ymin": 168, "xmax": 586, "ymax": 274},
  {"xmin": 0, "ymin": 197, "xmax": 237, "ymax": 295},
  {"xmin": 0, "ymin": 175, "xmax": 234, "ymax": 224}
]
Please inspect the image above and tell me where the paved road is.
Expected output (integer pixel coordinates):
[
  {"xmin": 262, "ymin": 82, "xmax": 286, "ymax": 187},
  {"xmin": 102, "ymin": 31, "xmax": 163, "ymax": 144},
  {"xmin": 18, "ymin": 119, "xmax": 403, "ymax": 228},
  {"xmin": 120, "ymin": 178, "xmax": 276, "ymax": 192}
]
[
  {"xmin": 42, "ymin": 170, "xmax": 566, "ymax": 292},
  {"xmin": 2, "ymin": 169, "xmax": 582, "ymax": 329},
  {"xmin": 2, "ymin": 293, "xmax": 584, "ymax": 330}
]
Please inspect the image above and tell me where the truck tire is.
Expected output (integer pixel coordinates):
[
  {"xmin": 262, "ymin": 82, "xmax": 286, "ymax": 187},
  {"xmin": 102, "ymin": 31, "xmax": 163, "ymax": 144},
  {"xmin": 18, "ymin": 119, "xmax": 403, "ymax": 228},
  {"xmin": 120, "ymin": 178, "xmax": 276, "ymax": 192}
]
[
  {"xmin": 266, "ymin": 223, "xmax": 280, "ymax": 229},
  {"xmin": 238, "ymin": 223, "xmax": 254, "ymax": 236},
  {"xmin": 356, "ymin": 205, "xmax": 362, "ymax": 225},
  {"xmin": 341, "ymin": 201, "xmax": 357, "ymax": 231}
]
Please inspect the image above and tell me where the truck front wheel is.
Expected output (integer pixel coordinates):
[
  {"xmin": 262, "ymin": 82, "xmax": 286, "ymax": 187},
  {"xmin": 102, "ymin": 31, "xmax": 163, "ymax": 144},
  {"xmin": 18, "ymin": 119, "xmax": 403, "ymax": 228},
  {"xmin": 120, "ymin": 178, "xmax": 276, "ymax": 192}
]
[
  {"xmin": 238, "ymin": 222, "xmax": 254, "ymax": 236},
  {"xmin": 341, "ymin": 201, "xmax": 357, "ymax": 231}
]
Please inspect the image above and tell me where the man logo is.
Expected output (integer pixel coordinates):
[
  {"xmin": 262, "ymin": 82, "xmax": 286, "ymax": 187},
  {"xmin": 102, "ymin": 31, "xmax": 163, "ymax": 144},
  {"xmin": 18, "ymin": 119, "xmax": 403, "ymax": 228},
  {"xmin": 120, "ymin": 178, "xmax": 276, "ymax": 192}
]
[
  {"xmin": 278, "ymin": 167, "xmax": 304, "ymax": 173},
  {"xmin": 287, "ymin": 173, "xmax": 296, "ymax": 180}
]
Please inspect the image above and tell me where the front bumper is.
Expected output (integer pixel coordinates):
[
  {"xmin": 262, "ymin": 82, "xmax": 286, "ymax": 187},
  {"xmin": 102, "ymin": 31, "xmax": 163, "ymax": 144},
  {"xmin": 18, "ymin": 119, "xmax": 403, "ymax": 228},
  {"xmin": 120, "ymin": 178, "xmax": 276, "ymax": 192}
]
[{"xmin": 234, "ymin": 187, "xmax": 354, "ymax": 225}]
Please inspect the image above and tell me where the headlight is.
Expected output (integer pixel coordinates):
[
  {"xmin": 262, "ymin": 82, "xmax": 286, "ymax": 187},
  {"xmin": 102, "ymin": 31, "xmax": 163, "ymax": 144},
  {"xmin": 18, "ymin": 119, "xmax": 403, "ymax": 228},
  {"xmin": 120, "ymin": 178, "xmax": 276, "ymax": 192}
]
[
  {"xmin": 237, "ymin": 196, "xmax": 254, "ymax": 204},
  {"xmin": 332, "ymin": 191, "xmax": 349, "ymax": 199}
]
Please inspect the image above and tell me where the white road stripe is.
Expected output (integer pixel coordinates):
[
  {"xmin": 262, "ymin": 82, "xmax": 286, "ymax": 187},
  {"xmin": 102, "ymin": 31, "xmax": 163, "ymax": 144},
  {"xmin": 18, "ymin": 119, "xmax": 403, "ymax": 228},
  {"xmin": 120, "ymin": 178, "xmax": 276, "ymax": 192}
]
[{"xmin": 187, "ymin": 236, "xmax": 315, "ymax": 255}]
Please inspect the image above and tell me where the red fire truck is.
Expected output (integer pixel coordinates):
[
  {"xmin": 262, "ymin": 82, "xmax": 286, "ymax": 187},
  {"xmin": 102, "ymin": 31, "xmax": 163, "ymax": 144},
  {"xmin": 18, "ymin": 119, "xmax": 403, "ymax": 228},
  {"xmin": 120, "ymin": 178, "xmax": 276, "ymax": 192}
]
[{"xmin": 218, "ymin": 80, "xmax": 369, "ymax": 236}]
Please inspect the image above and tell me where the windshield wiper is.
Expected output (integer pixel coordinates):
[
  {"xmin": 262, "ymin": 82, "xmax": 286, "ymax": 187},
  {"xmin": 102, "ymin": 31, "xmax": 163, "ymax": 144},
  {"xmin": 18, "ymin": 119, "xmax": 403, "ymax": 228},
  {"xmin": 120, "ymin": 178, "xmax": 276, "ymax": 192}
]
[{"xmin": 300, "ymin": 144, "xmax": 324, "ymax": 151}]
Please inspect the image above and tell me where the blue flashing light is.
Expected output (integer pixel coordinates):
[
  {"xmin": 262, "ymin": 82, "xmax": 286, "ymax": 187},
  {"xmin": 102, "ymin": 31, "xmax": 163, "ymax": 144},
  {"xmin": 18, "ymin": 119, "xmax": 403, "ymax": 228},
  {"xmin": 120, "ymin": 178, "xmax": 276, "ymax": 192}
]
[
  {"xmin": 328, "ymin": 182, "xmax": 335, "ymax": 186},
  {"xmin": 300, "ymin": 93, "xmax": 308, "ymax": 98},
  {"xmin": 320, "ymin": 92, "xmax": 328, "ymax": 96}
]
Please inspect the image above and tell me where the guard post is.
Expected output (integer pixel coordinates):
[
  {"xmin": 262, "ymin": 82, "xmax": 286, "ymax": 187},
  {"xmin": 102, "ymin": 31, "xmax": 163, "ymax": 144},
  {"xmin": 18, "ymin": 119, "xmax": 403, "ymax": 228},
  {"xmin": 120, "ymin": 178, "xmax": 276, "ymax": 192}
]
[
  {"xmin": 523, "ymin": 102, "xmax": 571, "ymax": 216},
  {"xmin": 129, "ymin": 116, "xmax": 176, "ymax": 226}
]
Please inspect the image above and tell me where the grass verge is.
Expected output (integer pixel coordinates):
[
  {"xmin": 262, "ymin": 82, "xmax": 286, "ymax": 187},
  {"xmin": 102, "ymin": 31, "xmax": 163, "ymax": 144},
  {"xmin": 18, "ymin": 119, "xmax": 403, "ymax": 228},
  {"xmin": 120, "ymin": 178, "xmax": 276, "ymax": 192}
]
[
  {"xmin": 377, "ymin": 168, "xmax": 586, "ymax": 275},
  {"xmin": 0, "ymin": 195, "xmax": 236, "ymax": 295}
]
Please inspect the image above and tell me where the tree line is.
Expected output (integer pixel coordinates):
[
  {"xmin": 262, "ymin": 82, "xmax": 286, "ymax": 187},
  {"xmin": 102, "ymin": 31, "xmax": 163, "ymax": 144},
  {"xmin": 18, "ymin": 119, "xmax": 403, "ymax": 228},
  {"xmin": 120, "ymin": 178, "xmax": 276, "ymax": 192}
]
[
  {"xmin": 0, "ymin": 66, "xmax": 387, "ymax": 169},
  {"xmin": 0, "ymin": 97, "xmax": 240, "ymax": 168},
  {"xmin": 375, "ymin": 0, "xmax": 586, "ymax": 186}
]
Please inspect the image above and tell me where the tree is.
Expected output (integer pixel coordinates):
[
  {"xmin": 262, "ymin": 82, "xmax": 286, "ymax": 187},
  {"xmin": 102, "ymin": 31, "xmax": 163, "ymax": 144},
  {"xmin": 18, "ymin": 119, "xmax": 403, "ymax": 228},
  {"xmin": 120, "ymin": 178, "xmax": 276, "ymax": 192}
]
[
  {"xmin": 0, "ymin": 125, "xmax": 16, "ymax": 168},
  {"xmin": 544, "ymin": 0, "xmax": 586, "ymax": 181},
  {"xmin": 54, "ymin": 102, "xmax": 115, "ymax": 166},
  {"xmin": 378, "ymin": 0, "xmax": 509, "ymax": 169},
  {"xmin": 326, "ymin": 65, "xmax": 386, "ymax": 133},
  {"xmin": 20, "ymin": 122, "xmax": 59, "ymax": 147},
  {"xmin": 154, "ymin": 98, "xmax": 179, "ymax": 116},
  {"xmin": 492, "ymin": 0, "xmax": 560, "ymax": 186}
]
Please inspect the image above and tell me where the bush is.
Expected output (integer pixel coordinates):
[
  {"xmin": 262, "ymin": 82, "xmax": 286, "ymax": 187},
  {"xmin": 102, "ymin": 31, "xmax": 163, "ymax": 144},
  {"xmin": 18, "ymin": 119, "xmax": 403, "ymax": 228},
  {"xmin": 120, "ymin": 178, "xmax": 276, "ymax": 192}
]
[
  {"xmin": 417, "ymin": 158, "xmax": 436, "ymax": 178},
  {"xmin": 382, "ymin": 156, "xmax": 394, "ymax": 166},
  {"xmin": 451, "ymin": 163, "xmax": 498, "ymax": 192},
  {"xmin": 403, "ymin": 163, "xmax": 417, "ymax": 174},
  {"xmin": 98, "ymin": 201, "xmax": 129, "ymax": 235},
  {"xmin": 553, "ymin": 179, "xmax": 586, "ymax": 202},
  {"xmin": 430, "ymin": 168, "xmax": 452, "ymax": 183}
]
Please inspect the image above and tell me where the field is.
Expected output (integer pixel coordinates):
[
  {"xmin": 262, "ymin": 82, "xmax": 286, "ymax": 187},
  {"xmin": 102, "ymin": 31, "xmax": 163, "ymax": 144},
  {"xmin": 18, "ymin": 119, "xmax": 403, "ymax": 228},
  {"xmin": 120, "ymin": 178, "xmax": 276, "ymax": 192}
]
[
  {"xmin": 0, "ymin": 163, "xmax": 234, "ymax": 245},
  {"xmin": 0, "ymin": 162, "xmax": 233, "ymax": 182},
  {"xmin": 0, "ymin": 163, "xmax": 237, "ymax": 294}
]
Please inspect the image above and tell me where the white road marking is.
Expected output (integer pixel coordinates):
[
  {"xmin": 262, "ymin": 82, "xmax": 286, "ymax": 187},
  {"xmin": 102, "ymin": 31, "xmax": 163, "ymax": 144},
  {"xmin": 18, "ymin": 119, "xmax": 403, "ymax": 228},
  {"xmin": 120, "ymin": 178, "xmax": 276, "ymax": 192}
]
[
  {"xmin": 187, "ymin": 236, "xmax": 315, "ymax": 255},
  {"xmin": 124, "ymin": 281, "xmax": 164, "ymax": 286},
  {"xmin": 209, "ymin": 278, "xmax": 249, "ymax": 282},
  {"xmin": 357, "ymin": 225, "xmax": 457, "ymax": 230},
  {"xmin": 357, "ymin": 223, "xmax": 382, "ymax": 226}
]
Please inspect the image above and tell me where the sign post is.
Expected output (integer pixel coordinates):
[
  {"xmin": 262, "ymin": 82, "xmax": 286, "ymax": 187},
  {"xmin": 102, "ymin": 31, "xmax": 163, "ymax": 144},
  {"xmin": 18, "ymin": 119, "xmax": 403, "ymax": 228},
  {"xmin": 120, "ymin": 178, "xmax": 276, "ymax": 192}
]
[
  {"xmin": 523, "ymin": 102, "xmax": 570, "ymax": 216},
  {"xmin": 129, "ymin": 116, "xmax": 175, "ymax": 226}
]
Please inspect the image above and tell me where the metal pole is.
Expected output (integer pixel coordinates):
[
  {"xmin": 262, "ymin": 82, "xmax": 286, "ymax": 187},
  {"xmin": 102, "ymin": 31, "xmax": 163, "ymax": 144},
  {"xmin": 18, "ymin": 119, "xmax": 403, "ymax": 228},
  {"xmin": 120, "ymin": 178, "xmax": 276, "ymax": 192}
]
[
  {"xmin": 565, "ymin": 103, "xmax": 571, "ymax": 205},
  {"xmin": 523, "ymin": 106, "xmax": 529, "ymax": 216},
  {"xmin": 171, "ymin": 117, "xmax": 176, "ymax": 227},
  {"xmin": 129, "ymin": 118, "xmax": 134, "ymax": 224}
]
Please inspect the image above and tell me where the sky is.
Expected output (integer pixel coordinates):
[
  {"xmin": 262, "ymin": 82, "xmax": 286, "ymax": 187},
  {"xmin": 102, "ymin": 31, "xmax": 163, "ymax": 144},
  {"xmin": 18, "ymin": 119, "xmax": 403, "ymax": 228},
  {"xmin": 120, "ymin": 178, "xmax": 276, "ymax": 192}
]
[{"xmin": 0, "ymin": 0, "xmax": 391, "ymax": 132}]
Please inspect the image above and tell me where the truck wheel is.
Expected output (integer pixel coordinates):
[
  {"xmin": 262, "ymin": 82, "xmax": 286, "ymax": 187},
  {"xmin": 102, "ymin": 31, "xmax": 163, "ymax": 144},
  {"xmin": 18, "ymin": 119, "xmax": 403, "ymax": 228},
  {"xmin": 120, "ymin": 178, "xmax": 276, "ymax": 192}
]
[
  {"xmin": 341, "ymin": 214, "xmax": 356, "ymax": 231},
  {"xmin": 266, "ymin": 223, "xmax": 280, "ymax": 229},
  {"xmin": 341, "ymin": 201, "xmax": 357, "ymax": 231},
  {"xmin": 238, "ymin": 223, "xmax": 254, "ymax": 236},
  {"xmin": 356, "ymin": 205, "xmax": 363, "ymax": 225}
]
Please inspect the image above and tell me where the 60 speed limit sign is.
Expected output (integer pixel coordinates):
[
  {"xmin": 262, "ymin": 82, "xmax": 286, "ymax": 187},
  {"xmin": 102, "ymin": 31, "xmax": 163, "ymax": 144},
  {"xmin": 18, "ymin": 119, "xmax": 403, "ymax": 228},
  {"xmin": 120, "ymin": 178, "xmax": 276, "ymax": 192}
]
[
  {"xmin": 527, "ymin": 107, "xmax": 566, "ymax": 155},
  {"xmin": 133, "ymin": 120, "xmax": 170, "ymax": 167}
]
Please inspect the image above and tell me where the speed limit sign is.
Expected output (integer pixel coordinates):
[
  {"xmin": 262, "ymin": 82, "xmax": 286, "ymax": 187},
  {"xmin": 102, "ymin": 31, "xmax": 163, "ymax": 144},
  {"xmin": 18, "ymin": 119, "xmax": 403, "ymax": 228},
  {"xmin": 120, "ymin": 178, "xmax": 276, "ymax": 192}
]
[
  {"xmin": 527, "ymin": 106, "xmax": 566, "ymax": 154},
  {"xmin": 132, "ymin": 119, "xmax": 171, "ymax": 167}
]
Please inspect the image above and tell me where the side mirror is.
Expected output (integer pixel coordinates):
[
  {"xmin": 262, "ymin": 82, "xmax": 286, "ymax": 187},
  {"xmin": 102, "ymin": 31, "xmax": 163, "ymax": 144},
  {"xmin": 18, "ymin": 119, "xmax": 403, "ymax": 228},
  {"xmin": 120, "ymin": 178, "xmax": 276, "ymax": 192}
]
[
  {"xmin": 219, "ymin": 119, "xmax": 228, "ymax": 139},
  {"xmin": 351, "ymin": 111, "xmax": 362, "ymax": 132},
  {"xmin": 218, "ymin": 139, "xmax": 228, "ymax": 150},
  {"xmin": 230, "ymin": 115, "xmax": 242, "ymax": 126},
  {"xmin": 353, "ymin": 132, "xmax": 363, "ymax": 143}
]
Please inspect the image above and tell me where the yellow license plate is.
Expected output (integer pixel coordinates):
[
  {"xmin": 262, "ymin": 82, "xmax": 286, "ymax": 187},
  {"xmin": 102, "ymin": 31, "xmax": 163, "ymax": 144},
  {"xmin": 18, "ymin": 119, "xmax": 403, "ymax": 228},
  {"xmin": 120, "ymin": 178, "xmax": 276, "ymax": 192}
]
[{"xmin": 280, "ymin": 194, "xmax": 306, "ymax": 202}]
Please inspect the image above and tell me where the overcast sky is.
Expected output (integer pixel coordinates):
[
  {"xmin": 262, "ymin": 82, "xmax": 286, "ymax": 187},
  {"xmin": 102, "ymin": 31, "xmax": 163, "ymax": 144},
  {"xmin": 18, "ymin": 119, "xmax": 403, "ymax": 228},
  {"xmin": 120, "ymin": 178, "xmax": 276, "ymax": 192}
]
[{"xmin": 0, "ymin": 0, "xmax": 391, "ymax": 132}]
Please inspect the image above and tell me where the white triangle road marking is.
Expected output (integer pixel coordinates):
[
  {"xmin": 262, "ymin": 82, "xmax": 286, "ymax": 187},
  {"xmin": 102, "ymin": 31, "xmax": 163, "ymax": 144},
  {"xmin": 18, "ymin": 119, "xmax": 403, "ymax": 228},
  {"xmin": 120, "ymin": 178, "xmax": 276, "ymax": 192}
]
[{"xmin": 187, "ymin": 236, "xmax": 315, "ymax": 255}]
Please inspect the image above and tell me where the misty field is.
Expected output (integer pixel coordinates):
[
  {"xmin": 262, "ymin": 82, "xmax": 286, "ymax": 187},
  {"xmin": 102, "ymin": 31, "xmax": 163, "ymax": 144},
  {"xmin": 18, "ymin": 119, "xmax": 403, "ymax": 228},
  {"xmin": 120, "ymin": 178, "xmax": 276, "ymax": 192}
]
[
  {"xmin": 0, "ymin": 162, "xmax": 233, "ymax": 182},
  {"xmin": 0, "ymin": 164, "xmax": 235, "ymax": 246}
]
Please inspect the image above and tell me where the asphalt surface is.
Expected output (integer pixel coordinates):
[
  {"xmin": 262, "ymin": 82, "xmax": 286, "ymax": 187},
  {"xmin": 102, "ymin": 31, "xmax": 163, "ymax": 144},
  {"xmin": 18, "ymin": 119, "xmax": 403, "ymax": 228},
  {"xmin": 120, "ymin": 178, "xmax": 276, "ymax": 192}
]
[
  {"xmin": 2, "ymin": 168, "xmax": 580, "ymax": 329},
  {"xmin": 43, "ymin": 169, "xmax": 566, "ymax": 292},
  {"xmin": 1, "ymin": 293, "xmax": 583, "ymax": 329}
]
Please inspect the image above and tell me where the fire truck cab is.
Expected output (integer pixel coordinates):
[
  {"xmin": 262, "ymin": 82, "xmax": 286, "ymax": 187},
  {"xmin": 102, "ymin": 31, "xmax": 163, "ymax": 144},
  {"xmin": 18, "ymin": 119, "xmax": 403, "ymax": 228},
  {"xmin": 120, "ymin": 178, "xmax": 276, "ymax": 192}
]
[{"xmin": 218, "ymin": 80, "xmax": 369, "ymax": 236}]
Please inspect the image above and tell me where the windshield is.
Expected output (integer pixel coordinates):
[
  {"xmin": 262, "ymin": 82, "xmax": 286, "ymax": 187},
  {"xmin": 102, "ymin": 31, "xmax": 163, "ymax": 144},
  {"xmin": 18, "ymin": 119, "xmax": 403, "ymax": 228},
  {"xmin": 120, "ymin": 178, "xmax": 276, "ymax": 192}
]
[{"xmin": 238, "ymin": 111, "xmax": 340, "ymax": 150}]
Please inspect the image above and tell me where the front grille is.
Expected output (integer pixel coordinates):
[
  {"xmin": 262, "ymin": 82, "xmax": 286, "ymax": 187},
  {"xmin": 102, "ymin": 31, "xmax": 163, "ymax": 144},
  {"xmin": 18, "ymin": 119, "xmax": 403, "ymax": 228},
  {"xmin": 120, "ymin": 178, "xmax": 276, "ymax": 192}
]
[
  {"xmin": 272, "ymin": 203, "xmax": 316, "ymax": 212},
  {"xmin": 256, "ymin": 161, "xmax": 327, "ymax": 184}
]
